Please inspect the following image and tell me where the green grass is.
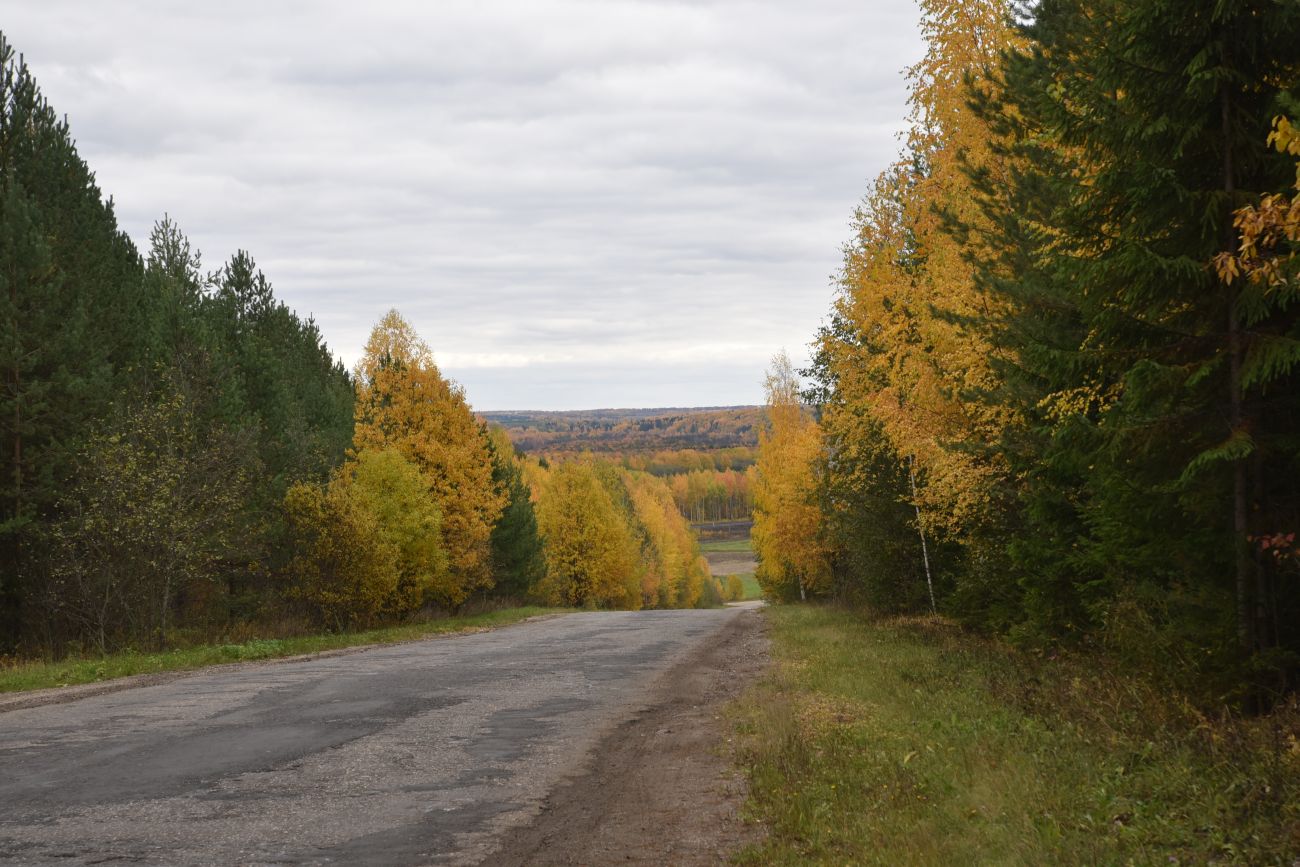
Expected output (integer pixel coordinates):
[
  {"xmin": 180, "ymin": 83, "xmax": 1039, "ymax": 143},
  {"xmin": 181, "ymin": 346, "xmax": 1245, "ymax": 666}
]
[
  {"xmin": 719, "ymin": 572, "xmax": 764, "ymax": 603},
  {"xmin": 0, "ymin": 607, "xmax": 564, "ymax": 694},
  {"xmin": 700, "ymin": 538, "xmax": 754, "ymax": 553},
  {"xmin": 732, "ymin": 605, "xmax": 1300, "ymax": 865},
  {"xmin": 735, "ymin": 573, "xmax": 762, "ymax": 600}
]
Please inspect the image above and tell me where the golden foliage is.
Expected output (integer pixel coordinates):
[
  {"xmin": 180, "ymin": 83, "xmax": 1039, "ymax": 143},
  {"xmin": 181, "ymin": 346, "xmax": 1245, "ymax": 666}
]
[
  {"xmin": 752, "ymin": 352, "xmax": 831, "ymax": 600},
  {"xmin": 352, "ymin": 310, "xmax": 504, "ymax": 596},
  {"xmin": 282, "ymin": 447, "xmax": 449, "ymax": 627},
  {"xmin": 626, "ymin": 470, "xmax": 711, "ymax": 608},
  {"xmin": 823, "ymin": 0, "xmax": 1020, "ymax": 533},
  {"xmin": 534, "ymin": 461, "xmax": 640, "ymax": 609},
  {"xmin": 526, "ymin": 455, "xmax": 710, "ymax": 609},
  {"xmin": 337, "ymin": 447, "xmax": 452, "ymax": 609},
  {"xmin": 1216, "ymin": 117, "xmax": 1300, "ymax": 292},
  {"xmin": 282, "ymin": 478, "xmax": 390, "ymax": 629},
  {"xmin": 667, "ymin": 467, "xmax": 752, "ymax": 523}
]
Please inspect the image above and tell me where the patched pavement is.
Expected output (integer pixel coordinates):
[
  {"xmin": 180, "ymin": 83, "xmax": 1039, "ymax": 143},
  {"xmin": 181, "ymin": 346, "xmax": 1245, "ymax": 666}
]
[{"xmin": 0, "ymin": 607, "xmax": 754, "ymax": 865}]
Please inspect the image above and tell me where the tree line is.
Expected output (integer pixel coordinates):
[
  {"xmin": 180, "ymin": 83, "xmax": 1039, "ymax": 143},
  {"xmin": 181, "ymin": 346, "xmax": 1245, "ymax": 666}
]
[
  {"xmin": 487, "ymin": 433, "xmax": 760, "ymax": 523},
  {"xmin": 620, "ymin": 446, "xmax": 756, "ymax": 477},
  {"xmin": 489, "ymin": 407, "xmax": 761, "ymax": 456},
  {"xmin": 754, "ymin": 0, "xmax": 1300, "ymax": 705},
  {"xmin": 0, "ymin": 34, "xmax": 720, "ymax": 656},
  {"xmin": 667, "ymin": 468, "xmax": 753, "ymax": 525}
]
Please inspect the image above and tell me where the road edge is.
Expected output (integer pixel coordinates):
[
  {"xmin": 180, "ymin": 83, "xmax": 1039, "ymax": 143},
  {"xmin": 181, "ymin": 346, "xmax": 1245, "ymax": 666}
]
[
  {"xmin": 0, "ymin": 612, "xmax": 573, "ymax": 715},
  {"xmin": 476, "ymin": 604, "xmax": 771, "ymax": 866}
]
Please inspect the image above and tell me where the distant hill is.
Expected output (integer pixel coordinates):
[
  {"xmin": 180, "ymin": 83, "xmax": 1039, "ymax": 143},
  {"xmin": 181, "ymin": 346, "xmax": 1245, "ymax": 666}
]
[{"xmin": 480, "ymin": 406, "xmax": 763, "ymax": 456}]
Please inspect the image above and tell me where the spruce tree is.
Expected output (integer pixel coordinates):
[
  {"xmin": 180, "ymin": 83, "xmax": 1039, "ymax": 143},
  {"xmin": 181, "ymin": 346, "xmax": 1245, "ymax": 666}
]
[
  {"xmin": 965, "ymin": 0, "xmax": 1300, "ymax": 686},
  {"xmin": 485, "ymin": 428, "xmax": 546, "ymax": 598}
]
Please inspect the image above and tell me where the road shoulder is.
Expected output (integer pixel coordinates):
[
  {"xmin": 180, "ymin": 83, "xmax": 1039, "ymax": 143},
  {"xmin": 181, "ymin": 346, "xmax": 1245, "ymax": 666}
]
[{"xmin": 478, "ymin": 604, "xmax": 770, "ymax": 866}]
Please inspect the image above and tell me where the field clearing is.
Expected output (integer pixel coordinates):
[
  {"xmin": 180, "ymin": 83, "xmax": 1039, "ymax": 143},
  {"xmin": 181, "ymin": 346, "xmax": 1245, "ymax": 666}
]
[
  {"xmin": 704, "ymin": 552, "xmax": 756, "ymax": 585},
  {"xmin": 699, "ymin": 538, "xmax": 753, "ymax": 554},
  {"xmin": 700, "ymin": 534, "xmax": 760, "ymax": 600},
  {"xmin": 733, "ymin": 606, "xmax": 1300, "ymax": 865}
]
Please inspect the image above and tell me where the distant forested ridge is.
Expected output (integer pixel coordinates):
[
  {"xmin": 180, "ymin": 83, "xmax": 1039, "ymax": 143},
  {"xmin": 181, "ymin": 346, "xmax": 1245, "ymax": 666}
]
[
  {"xmin": 485, "ymin": 407, "xmax": 760, "ymax": 522},
  {"xmin": 753, "ymin": 0, "xmax": 1300, "ymax": 707},
  {"xmin": 0, "ymin": 34, "xmax": 725, "ymax": 657},
  {"xmin": 482, "ymin": 407, "xmax": 761, "ymax": 456}
]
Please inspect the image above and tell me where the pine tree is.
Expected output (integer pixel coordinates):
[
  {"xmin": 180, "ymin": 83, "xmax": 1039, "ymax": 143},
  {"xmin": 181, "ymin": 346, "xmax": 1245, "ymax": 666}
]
[{"xmin": 0, "ymin": 34, "xmax": 146, "ymax": 648}]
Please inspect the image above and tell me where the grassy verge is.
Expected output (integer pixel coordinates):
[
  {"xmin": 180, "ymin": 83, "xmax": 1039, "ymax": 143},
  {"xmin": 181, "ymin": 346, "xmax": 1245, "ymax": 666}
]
[
  {"xmin": 733, "ymin": 605, "xmax": 1300, "ymax": 865},
  {"xmin": 0, "ymin": 606, "xmax": 564, "ymax": 694}
]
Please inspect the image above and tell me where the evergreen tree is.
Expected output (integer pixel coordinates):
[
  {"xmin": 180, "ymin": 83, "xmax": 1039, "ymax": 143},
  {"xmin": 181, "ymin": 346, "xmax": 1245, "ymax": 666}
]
[
  {"xmin": 485, "ymin": 426, "xmax": 546, "ymax": 598},
  {"xmin": 0, "ymin": 33, "xmax": 356, "ymax": 649},
  {"xmin": 0, "ymin": 35, "xmax": 146, "ymax": 648},
  {"xmin": 964, "ymin": 0, "xmax": 1300, "ymax": 685}
]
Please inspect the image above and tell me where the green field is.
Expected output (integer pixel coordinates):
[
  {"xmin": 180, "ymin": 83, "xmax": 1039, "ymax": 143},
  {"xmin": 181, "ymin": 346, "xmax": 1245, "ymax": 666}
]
[
  {"xmin": 699, "ymin": 538, "xmax": 754, "ymax": 554},
  {"xmin": 0, "ymin": 607, "xmax": 565, "ymax": 694},
  {"xmin": 733, "ymin": 606, "xmax": 1300, "ymax": 865},
  {"xmin": 717, "ymin": 571, "xmax": 763, "ymax": 601}
]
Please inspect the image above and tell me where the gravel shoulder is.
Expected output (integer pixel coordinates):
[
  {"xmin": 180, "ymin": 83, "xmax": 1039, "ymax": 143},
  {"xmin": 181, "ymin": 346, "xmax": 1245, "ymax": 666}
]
[{"xmin": 480, "ymin": 602, "xmax": 769, "ymax": 865}]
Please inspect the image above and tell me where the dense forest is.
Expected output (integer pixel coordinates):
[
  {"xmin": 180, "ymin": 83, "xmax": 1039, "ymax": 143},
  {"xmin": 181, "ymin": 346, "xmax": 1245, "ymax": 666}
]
[
  {"xmin": 754, "ymin": 0, "xmax": 1300, "ymax": 706},
  {"xmin": 489, "ymin": 410, "xmax": 759, "ymax": 523},
  {"xmin": 0, "ymin": 34, "xmax": 729, "ymax": 657}
]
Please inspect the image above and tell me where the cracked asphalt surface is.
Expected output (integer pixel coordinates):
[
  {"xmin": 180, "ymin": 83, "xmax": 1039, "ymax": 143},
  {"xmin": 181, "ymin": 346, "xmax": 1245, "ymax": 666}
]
[{"xmin": 0, "ymin": 606, "xmax": 757, "ymax": 865}]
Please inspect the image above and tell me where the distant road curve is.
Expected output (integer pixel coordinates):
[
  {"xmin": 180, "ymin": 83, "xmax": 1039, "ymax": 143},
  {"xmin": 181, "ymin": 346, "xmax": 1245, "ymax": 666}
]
[{"xmin": 0, "ymin": 605, "xmax": 760, "ymax": 866}]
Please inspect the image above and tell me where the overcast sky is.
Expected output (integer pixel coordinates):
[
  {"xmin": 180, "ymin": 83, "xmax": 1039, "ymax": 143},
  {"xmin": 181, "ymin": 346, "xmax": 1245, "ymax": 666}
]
[{"xmin": 6, "ymin": 1, "xmax": 924, "ymax": 410}]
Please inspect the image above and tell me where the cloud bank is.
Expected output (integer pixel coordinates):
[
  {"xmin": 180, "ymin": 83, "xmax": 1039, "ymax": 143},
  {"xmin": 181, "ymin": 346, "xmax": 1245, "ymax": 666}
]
[{"xmin": 7, "ymin": 0, "xmax": 924, "ymax": 409}]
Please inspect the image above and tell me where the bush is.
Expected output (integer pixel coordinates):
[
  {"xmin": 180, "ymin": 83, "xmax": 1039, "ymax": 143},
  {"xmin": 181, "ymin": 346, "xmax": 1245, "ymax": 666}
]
[
  {"xmin": 282, "ymin": 447, "xmax": 448, "ymax": 628},
  {"xmin": 43, "ymin": 389, "xmax": 255, "ymax": 651}
]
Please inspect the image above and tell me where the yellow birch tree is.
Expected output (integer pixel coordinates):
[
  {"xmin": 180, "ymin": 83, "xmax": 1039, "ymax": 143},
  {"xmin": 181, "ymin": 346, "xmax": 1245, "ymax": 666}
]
[
  {"xmin": 352, "ymin": 310, "xmax": 504, "ymax": 602},
  {"xmin": 824, "ymin": 0, "xmax": 1020, "ymax": 535},
  {"xmin": 534, "ymin": 460, "xmax": 640, "ymax": 609},
  {"xmin": 752, "ymin": 352, "xmax": 831, "ymax": 600}
]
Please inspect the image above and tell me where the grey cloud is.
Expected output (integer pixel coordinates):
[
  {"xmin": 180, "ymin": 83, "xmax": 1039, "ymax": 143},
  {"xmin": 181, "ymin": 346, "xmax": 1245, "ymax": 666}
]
[{"xmin": 6, "ymin": 0, "xmax": 924, "ymax": 409}]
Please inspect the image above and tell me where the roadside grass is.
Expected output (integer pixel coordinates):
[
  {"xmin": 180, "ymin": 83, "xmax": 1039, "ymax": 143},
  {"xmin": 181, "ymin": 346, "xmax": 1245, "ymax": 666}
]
[
  {"xmin": 733, "ymin": 605, "xmax": 1300, "ymax": 865},
  {"xmin": 701, "ymin": 538, "xmax": 754, "ymax": 554},
  {"xmin": 736, "ymin": 573, "xmax": 762, "ymax": 601},
  {"xmin": 0, "ymin": 606, "xmax": 565, "ymax": 694}
]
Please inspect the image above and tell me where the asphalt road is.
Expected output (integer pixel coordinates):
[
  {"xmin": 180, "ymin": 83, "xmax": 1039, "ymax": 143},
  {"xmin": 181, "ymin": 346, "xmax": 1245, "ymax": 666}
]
[{"xmin": 0, "ymin": 606, "xmax": 756, "ymax": 866}]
